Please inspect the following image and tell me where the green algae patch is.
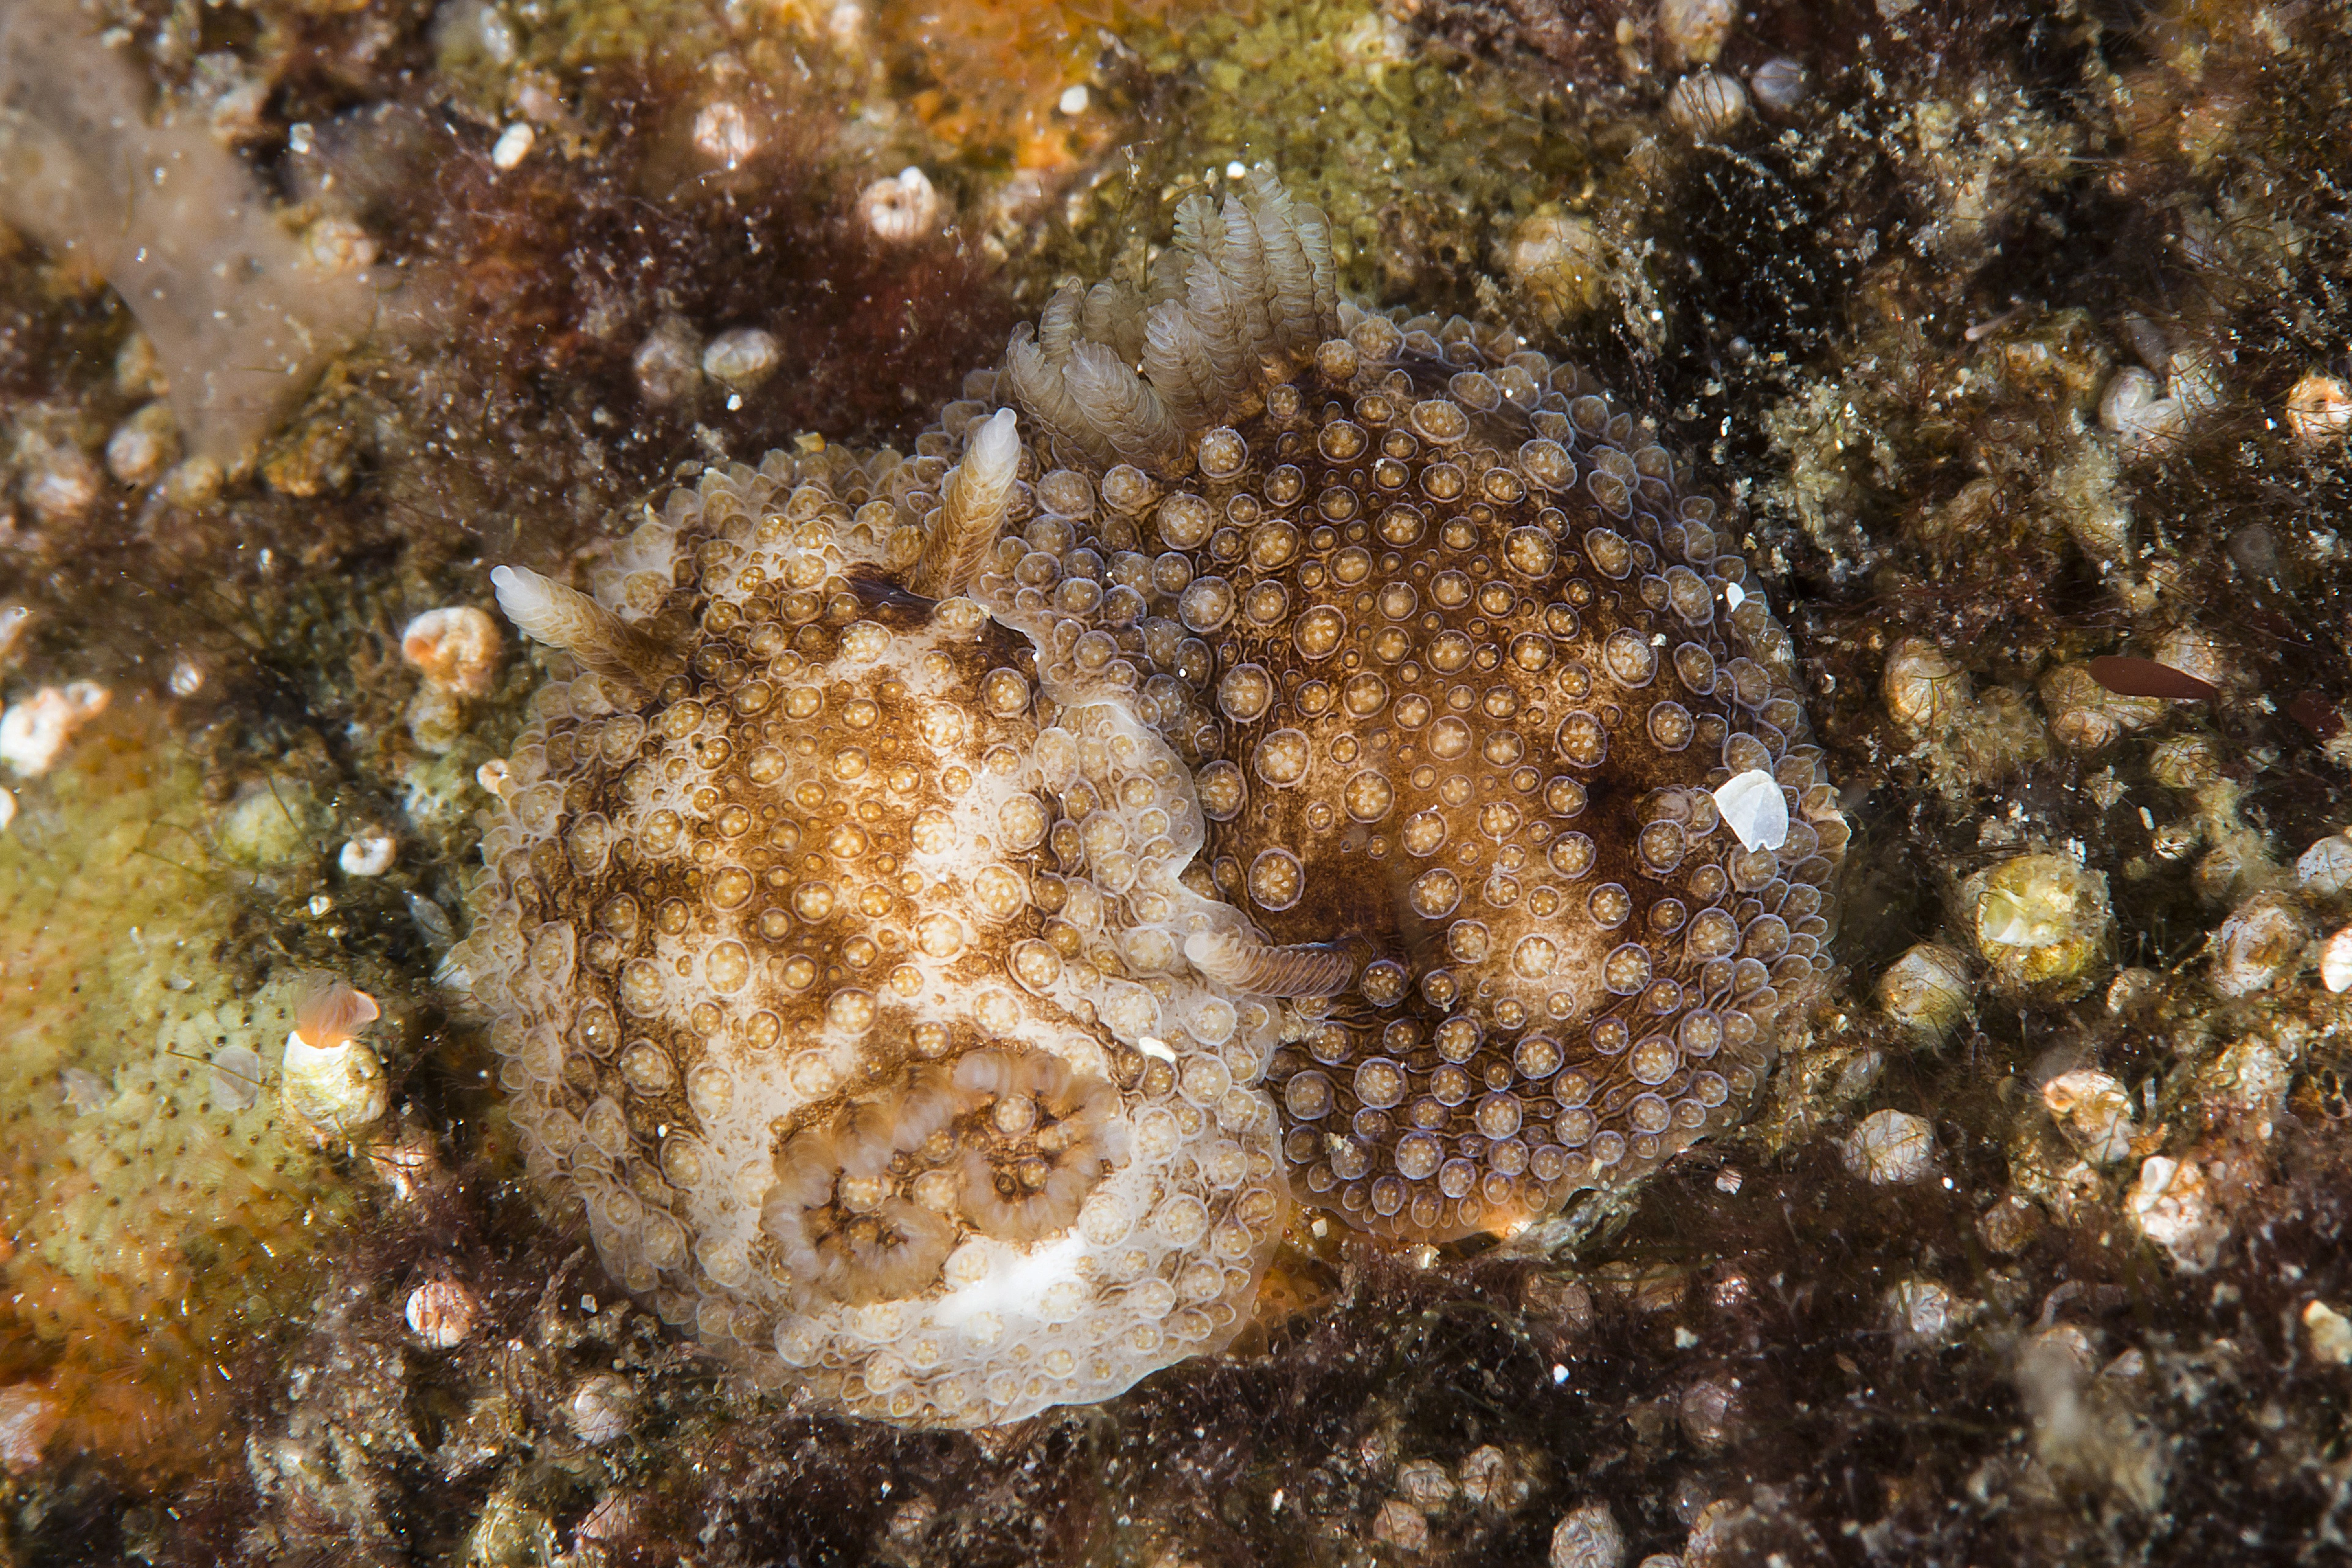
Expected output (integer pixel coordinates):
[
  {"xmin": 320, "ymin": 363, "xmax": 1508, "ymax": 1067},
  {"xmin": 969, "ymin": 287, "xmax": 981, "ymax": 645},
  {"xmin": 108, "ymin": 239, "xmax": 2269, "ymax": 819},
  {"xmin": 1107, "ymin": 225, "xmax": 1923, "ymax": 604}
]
[{"xmin": 1137, "ymin": 0, "xmax": 1597, "ymax": 305}]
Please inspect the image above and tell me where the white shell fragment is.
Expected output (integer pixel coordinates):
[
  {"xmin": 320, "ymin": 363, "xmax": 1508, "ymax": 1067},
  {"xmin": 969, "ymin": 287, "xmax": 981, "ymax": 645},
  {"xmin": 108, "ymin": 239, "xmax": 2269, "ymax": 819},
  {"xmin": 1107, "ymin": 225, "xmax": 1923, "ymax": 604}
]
[
  {"xmin": 2323, "ymin": 925, "xmax": 2352, "ymax": 994},
  {"xmin": 2304, "ymin": 1300, "xmax": 2352, "ymax": 1365},
  {"xmin": 490, "ymin": 122, "xmax": 535, "ymax": 170},
  {"xmin": 1713, "ymin": 768, "xmax": 1788, "ymax": 851},
  {"xmin": 2128, "ymin": 1154, "xmax": 2227, "ymax": 1272},
  {"xmin": 60, "ymin": 1067, "xmax": 109, "ymax": 1113}
]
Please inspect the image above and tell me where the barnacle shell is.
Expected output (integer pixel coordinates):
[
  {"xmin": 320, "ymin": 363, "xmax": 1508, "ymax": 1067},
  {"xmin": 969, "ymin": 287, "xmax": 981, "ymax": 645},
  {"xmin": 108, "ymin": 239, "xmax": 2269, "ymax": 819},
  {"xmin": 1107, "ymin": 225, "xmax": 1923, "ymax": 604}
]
[
  {"xmin": 2283, "ymin": 373, "xmax": 2350, "ymax": 449},
  {"xmin": 1668, "ymin": 70, "xmax": 1750, "ymax": 139},
  {"xmin": 406, "ymin": 1279, "xmax": 482, "ymax": 1349},
  {"xmin": 401, "ymin": 607, "xmax": 505, "ymax": 698},
  {"xmin": 1843, "ymin": 1109, "xmax": 1935, "ymax": 1185},
  {"xmin": 1968, "ymin": 852, "xmax": 2111, "ymax": 1001},
  {"xmin": 1883, "ymin": 638, "xmax": 1972, "ymax": 737},
  {"xmin": 2209, "ymin": 890, "xmax": 2307, "ymax": 998},
  {"xmin": 1876, "ymin": 941, "xmax": 1972, "ymax": 1043},
  {"xmin": 2040, "ymin": 1068, "xmax": 2137, "ymax": 1166}
]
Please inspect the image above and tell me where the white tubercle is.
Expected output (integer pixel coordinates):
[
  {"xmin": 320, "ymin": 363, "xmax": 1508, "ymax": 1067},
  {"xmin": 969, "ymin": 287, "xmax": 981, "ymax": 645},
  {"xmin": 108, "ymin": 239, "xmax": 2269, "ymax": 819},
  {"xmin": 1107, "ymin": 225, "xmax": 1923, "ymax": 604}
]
[
  {"xmin": 964, "ymin": 406, "xmax": 1020, "ymax": 491},
  {"xmin": 1713, "ymin": 767, "xmax": 1788, "ymax": 852}
]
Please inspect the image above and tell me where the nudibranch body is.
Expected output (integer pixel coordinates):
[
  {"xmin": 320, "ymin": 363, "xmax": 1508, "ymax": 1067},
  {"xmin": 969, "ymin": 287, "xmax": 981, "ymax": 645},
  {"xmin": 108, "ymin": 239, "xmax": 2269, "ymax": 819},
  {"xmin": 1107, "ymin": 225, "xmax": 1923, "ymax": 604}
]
[
  {"xmin": 463, "ymin": 465, "xmax": 1286, "ymax": 1427},
  {"xmin": 455, "ymin": 168, "xmax": 1842, "ymax": 1426},
  {"xmin": 976, "ymin": 171, "xmax": 1847, "ymax": 1242}
]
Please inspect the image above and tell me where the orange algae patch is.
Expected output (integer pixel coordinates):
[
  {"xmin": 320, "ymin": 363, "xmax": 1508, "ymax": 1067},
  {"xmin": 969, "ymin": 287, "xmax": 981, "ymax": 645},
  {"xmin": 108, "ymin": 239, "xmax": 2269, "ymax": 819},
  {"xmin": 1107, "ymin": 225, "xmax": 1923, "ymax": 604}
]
[
  {"xmin": 0, "ymin": 704, "xmax": 359, "ymax": 1477},
  {"xmin": 875, "ymin": 0, "xmax": 1244, "ymax": 170}
]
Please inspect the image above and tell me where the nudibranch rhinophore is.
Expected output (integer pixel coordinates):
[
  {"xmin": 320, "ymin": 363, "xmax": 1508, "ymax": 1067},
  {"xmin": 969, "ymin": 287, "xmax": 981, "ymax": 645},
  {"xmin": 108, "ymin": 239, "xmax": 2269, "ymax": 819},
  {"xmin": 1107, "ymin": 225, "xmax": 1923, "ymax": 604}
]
[{"xmin": 451, "ymin": 168, "xmax": 1844, "ymax": 1427}]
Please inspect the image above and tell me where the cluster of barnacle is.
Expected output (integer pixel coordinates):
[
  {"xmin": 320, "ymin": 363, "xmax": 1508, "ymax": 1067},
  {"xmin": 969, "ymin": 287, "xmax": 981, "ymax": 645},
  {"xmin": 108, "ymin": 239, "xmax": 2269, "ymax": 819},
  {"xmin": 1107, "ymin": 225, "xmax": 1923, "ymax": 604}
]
[{"xmin": 453, "ymin": 166, "xmax": 1845, "ymax": 1427}]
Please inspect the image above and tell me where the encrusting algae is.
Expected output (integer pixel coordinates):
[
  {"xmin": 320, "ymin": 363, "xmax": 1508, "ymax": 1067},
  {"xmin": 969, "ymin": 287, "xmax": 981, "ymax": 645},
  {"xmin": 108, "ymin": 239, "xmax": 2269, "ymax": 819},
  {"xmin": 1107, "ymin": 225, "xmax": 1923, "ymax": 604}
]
[
  {"xmin": 0, "ymin": 704, "xmax": 366, "ymax": 1476},
  {"xmin": 455, "ymin": 168, "xmax": 1843, "ymax": 1427}
]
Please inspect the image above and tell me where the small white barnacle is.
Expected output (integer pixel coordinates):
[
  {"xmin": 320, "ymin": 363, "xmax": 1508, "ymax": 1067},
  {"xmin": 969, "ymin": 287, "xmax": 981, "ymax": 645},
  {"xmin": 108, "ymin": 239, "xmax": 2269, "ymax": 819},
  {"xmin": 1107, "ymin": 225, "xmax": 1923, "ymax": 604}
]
[
  {"xmin": 401, "ymin": 606, "xmax": 505, "ymax": 697},
  {"xmin": 339, "ymin": 828, "xmax": 399, "ymax": 877},
  {"xmin": 2285, "ymin": 373, "xmax": 2352, "ymax": 449},
  {"xmin": 692, "ymin": 100, "xmax": 762, "ymax": 168},
  {"xmin": 281, "ymin": 975, "xmax": 390, "ymax": 1139},
  {"xmin": 1713, "ymin": 768, "xmax": 1788, "ymax": 852},
  {"xmin": 702, "ymin": 327, "xmax": 782, "ymax": 393},
  {"xmin": 858, "ymin": 167, "xmax": 945, "ymax": 244},
  {"xmin": 1667, "ymin": 70, "xmax": 1750, "ymax": 139},
  {"xmin": 567, "ymin": 1373, "xmax": 638, "ymax": 1444},
  {"xmin": 1750, "ymin": 56, "xmax": 1808, "ymax": 113},
  {"xmin": 1843, "ymin": 1108, "xmax": 1935, "ymax": 1185},
  {"xmin": 405, "ymin": 1279, "xmax": 482, "ymax": 1349}
]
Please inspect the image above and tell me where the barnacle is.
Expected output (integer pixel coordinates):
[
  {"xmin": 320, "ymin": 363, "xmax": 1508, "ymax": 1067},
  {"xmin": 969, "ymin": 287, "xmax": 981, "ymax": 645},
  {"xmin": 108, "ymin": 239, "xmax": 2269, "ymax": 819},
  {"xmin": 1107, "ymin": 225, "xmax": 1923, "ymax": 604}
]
[
  {"xmin": 460, "ymin": 166, "xmax": 1841, "ymax": 1424},
  {"xmin": 279, "ymin": 976, "xmax": 390, "ymax": 1141}
]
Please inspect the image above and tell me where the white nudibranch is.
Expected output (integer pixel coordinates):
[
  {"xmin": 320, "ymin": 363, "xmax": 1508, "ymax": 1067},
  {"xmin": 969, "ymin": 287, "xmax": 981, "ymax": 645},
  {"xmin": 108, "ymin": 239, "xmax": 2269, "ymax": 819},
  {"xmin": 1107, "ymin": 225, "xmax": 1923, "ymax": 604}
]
[
  {"xmin": 1713, "ymin": 767, "xmax": 1790, "ymax": 852},
  {"xmin": 281, "ymin": 976, "xmax": 390, "ymax": 1139}
]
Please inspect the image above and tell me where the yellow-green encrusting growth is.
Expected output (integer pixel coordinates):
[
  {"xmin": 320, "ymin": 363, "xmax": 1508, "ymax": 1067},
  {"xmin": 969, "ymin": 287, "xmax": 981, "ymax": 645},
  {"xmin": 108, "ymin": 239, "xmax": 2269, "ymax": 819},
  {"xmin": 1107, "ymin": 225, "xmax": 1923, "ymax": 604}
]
[{"xmin": 0, "ymin": 705, "xmax": 361, "ymax": 1476}]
